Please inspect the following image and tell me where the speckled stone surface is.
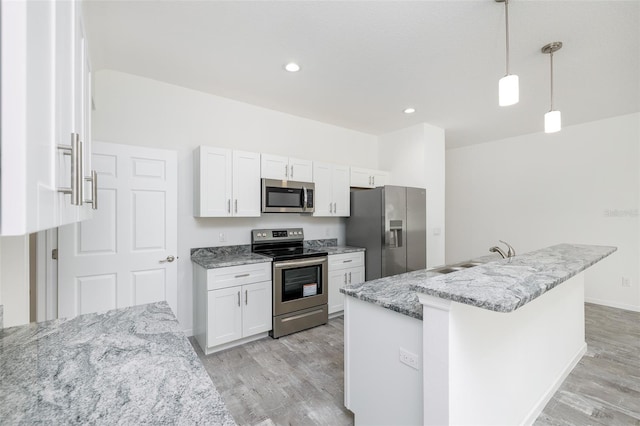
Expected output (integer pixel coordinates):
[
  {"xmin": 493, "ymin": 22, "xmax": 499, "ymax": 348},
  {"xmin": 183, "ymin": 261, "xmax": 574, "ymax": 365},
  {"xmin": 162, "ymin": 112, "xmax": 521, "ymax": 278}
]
[
  {"xmin": 0, "ymin": 302, "xmax": 236, "ymax": 425},
  {"xmin": 342, "ymin": 244, "xmax": 616, "ymax": 318},
  {"xmin": 323, "ymin": 246, "xmax": 366, "ymax": 255},
  {"xmin": 191, "ymin": 245, "xmax": 271, "ymax": 269},
  {"xmin": 304, "ymin": 238, "xmax": 338, "ymax": 248}
]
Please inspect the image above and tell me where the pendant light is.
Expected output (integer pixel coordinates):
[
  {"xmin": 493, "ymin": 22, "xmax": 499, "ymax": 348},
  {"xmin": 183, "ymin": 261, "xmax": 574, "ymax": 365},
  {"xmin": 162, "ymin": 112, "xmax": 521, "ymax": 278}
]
[
  {"xmin": 496, "ymin": 0, "xmax": 519, "ymax": 106},
  {"xmin": 541, "ymin": 42, "xmax": 563, "ymax": 133}
]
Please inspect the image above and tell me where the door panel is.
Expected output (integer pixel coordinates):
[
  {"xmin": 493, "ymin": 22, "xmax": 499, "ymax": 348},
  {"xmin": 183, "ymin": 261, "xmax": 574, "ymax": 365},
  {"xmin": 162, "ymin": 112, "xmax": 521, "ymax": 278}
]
[
  {"xmin": 242, "ymin": 281, "xmax": 272, "ymax": 337},
  {"xmin": 58, "ymin": 142, "xmax": 178, "ymax": 319},
  {"xmin": 208, "ymin": 287, "xmax": 242, "ymax": 346}
]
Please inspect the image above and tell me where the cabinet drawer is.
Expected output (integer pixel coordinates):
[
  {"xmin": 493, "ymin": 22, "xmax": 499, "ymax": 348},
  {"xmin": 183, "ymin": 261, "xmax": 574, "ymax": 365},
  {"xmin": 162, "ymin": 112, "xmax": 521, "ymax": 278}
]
[
  {"xmin": 329, "ymin": 252, "xmax": 364, "ymax": 271},
  {"xmin": 207, "ymin": 262, "xmax": 272, "ymax": 290}
]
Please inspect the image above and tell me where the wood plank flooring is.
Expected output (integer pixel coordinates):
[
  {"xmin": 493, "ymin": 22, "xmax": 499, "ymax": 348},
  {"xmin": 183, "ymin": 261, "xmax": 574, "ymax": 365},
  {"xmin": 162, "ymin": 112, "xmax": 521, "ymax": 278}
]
[{"xmin": 192, "ymin": 303, "xmax": 640, "ymax": 426}]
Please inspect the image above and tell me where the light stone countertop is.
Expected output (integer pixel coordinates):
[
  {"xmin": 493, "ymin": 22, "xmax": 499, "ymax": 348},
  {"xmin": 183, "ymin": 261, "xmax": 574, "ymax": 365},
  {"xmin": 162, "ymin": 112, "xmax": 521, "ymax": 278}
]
[
  {"xmin": 341, "ymin": 244, "xmax": 616, "ymax": 319},
  {"xmin": 0, "ymin": 302, "xmax": 236, "ymax": 425},
  {"xmin": 190, "ymin": 240, "xmax": 365, "ymax": 269}
]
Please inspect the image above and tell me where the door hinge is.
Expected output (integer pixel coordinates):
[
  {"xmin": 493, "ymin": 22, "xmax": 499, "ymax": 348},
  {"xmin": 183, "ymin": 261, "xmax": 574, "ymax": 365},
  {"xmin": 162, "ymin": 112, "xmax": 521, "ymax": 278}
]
[{"xmin": 52, "ymin": 249, "xmax": 58, "ymax": 260}]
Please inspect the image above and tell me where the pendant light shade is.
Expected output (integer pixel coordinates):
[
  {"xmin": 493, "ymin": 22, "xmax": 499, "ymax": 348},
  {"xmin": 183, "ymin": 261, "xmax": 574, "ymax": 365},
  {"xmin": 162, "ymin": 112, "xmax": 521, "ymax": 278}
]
[
  {"xmin": 496, "ymin": 0, "xmax": 519, "ymax": 107},
  {"xmin": 544, "ymin": 110, "xmax": 562, "ymax": 133},
  {"xmin": 499, "ymin": 74, "xmax": 519, "ymax": 106},
  {"xmin": 542, "ymin": 42, "xmax": 563, "ymax": 133}
]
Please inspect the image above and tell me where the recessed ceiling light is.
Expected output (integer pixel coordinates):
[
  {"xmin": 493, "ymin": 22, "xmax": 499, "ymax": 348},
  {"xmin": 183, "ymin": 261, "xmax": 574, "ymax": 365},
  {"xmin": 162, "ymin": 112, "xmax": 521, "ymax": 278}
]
[
  {"xmin": 404, "ymin": 108, "xmax": 416, "ymax": 114},
  {"xmin": 285, "ymin": 62, "xmax": 300, "ymax": 72}
]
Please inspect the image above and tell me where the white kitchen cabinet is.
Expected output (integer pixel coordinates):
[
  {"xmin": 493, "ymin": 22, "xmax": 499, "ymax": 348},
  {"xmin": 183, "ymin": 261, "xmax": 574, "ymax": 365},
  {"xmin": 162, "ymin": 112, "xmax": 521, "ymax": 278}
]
[
  {"xmin": 313, "ymin": 162, "xmax": 350, "ymax": 217},
  {"xmin": 194, "ymin": 262, "xmax": 272, "ymax": 354},
  {"xmin": 328, "ymin": 252, "xmax": 365, "ymax": 315},
  {"xmin": 261, "ymin": 154, "xmax": 313, "ymax": 182},
  {"xmin": 350, "ymin": 167, "xmax": 389, "ymax": 188},
  {"xmin": 194, "ymin": 146, "xmax": 261, "ymax": 217},
  {"xmin": 1, "ymin": 0, "xmax": 94, "ymax": 236}
]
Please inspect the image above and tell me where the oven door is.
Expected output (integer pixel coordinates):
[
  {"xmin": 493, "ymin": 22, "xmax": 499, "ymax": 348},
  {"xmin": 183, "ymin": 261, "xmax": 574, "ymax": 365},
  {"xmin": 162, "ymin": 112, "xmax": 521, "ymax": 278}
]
[{"xmin": 273, "ymin": 256, "xmax": 328, "ymax": 316}]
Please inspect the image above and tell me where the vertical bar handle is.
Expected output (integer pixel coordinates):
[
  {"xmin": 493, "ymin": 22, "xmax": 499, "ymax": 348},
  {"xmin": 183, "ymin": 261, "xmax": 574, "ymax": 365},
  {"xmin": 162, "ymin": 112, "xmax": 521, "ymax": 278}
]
[
  {"xmin": 349, "ymin": 272, "xmax": 352, "ymax": 284},
  {"xmin": 234, "ymin": 199, "xmax": 238, "ymax": 213},
  {"xmin": 344, "ymin": 273, "xmax": 347, "ymax": 285},
  {"xmin": 84, "ymin": 169, "xmax": 98, "ymax": 210},
  {"xmin": 237, "ymin": 291, "xmax": 241, "ymax": 307},
  {"xmin": 285, "ymin": 164, "xmax": 289, "ymax": 179},
  {"xmin": 290, "ymin": 165, "xmax": 294, "ymax": 178},
  {"xmin": 57, "ymin": 133, "xmax": 83, "ymax": 205},
  {"xmin": 245, "ymin": 289, "xmax": 248, "ymax": 305},
  {"xmin": 227, "ymin": 199, "xmax": 231, "ymax": 214}
]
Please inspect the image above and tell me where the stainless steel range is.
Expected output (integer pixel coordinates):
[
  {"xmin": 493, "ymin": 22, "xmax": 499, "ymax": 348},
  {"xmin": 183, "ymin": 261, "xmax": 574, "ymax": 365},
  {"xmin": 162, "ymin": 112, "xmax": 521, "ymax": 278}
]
[{"xmin": 251, "ymin": 228, "xmax": 328, "ymax": 338}]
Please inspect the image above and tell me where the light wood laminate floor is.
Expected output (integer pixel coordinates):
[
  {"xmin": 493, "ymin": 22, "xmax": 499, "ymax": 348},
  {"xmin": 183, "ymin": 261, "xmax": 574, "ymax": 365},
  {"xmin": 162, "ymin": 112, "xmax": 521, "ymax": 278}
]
[{"xmin": 192, "ymin": 303, "xmax": 639, "ymax": 426}]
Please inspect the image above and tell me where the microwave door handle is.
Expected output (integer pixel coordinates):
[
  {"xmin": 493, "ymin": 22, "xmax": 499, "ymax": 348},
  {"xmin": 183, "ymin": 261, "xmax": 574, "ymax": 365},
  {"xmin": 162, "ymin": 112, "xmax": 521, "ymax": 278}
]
[{"xmin": 302, "ymin": 186, "xmax": 308, "ymax": 211}]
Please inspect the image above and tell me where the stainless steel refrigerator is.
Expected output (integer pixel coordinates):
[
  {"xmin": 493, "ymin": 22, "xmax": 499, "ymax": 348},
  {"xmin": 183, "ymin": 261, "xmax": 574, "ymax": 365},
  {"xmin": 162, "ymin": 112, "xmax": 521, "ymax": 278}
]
[{"xmin": 346, "ymin": 186, "xmax": 426, "ymax": 281}]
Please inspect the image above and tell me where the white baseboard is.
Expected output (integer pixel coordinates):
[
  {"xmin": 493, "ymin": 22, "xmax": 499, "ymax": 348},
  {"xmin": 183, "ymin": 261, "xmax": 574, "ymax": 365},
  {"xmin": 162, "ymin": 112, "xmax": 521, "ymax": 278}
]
[
  {"xmin": 183, "ymin": 328, "xmax": 194, "ymax": 337},
  {"xmin": 522, "ymin": 343, "xmax": 587, "ymax": 426},
  {"xmin": 585, "ymin": 297, "xmax": 640, "ymax": 313}
]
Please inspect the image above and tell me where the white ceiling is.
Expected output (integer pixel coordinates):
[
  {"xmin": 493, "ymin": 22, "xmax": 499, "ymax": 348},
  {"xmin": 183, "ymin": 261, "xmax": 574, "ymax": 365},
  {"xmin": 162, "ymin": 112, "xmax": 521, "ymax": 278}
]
[{"xmin": 83, "ymin": 1, "xmax": 640, "ymax": 148}]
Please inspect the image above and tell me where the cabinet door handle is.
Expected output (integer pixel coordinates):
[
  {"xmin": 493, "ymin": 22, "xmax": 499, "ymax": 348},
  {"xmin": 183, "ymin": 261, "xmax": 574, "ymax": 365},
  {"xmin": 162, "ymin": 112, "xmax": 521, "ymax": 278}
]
[
  {"xmin": 329, "ymin": 202, "xmax": 333, "ymax": 213},
  {"xmin": 285, "ymin": 164, "xmax": 289, "ymax": 178},
  {"xmin": 349, "ymin": 272, "xmax": 352, "ymax": 283},
  {"xmin": 237, "ymin": 291, "xmax": 241, "ymax": 307},
  {"xmin": 83, "ymin": 170, "xmax": 98, "ymax": 210},
  {"xmin": 344, "ymin": 273, "xmax": 347, "ymax": 285},
  {"xmin": 333, "ymin": 202, "xmax": 337, "ymax": 213},
  {"xmin": 227, "ymin": 199, "xmax": 231, "ymax": 214},
  {"xmin": 290, "ymin": 165, "xmax": 294, "ymax": 178},
  {"xmin": 343, "ymin": 259, "xmax": 353, "ymax": 263},
  {"xmin": 235, "ymin": 273, "xmax": 250, "ymax": 278},
  {"xmin": 372, "ymin": 176, "xmax": 375, "ymax": 186},
  {"xmin": 57, "ymin": 133, "xmax": 83, "ymax": 205},
  {"xmin": 234, "ymin": 199, "xmax": 238, "ymax": 213},
  {"xmin": 245, "ymin": 289, "xmax": 248, "ymax": 305}
]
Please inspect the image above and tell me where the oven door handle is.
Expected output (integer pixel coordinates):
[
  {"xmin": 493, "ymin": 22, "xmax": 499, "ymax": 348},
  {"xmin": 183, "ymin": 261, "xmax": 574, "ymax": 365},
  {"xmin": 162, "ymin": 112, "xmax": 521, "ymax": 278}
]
[{"xmin": 273, "ymin": 257, "xmax": 326, "ymax": 269}]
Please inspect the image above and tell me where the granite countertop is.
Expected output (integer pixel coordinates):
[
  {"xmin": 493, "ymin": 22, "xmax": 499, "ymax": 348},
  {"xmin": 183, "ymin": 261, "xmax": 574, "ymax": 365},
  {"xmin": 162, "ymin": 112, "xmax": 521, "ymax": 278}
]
[
  {"xmin": 190, "ymin": 239, "xmax": 364, "ymax": 268},
  {"xmin": 191, "ymin": 245, "xmax": 271, "ymax": 269},
  {"xmin": 0, "ymin": 302, "xmax": 236, "ymax": 425},
  {"xmin": 341, "ymin": 244, "xmax": 616, "ymax": 319},
  {"xmin": 323, "ymin": 246, "xmax": 366, "ymax": 255}
]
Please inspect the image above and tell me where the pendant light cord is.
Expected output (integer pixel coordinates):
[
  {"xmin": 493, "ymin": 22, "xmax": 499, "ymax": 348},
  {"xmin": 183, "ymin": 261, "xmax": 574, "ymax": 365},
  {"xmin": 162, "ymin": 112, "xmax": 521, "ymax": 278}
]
[
  {"xmin": 505, "ymin": 0, "xmax": 510, "ymax": 75},
  {"xmin": 550, "ymin": 51, "xmax": 555, "ymax": 110}
]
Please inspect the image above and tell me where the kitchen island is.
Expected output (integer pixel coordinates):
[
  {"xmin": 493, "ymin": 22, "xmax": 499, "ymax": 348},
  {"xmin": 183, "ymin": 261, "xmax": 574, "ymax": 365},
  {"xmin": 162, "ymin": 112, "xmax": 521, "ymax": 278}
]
[
  {"xmin": 341, "ymin": 243, "xmax": 616, "ymax": 426},
  {"xmin": 0, "ymin": 301, "xmax": 236, "ymax": 425}
]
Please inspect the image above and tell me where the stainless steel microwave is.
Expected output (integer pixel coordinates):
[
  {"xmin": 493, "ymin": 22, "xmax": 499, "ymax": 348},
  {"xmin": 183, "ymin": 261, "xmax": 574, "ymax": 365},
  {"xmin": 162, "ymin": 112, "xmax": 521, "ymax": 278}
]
[{"xmin": 261, "ymin": 179, "xmax": 315, "ymax": 213}]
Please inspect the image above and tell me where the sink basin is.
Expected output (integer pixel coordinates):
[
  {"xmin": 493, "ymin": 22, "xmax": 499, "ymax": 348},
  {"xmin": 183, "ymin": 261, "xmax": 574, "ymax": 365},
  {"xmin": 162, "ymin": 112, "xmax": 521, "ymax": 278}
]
[
  {"xmin": 431, "ymin": 266, "xmax": 465, "ymax": 274},
  {"xmin": 431, "ymin": 261, "xmax": 485, "ymax": 274},
  {"xmin": 455, "ymin": 262, "xmax": 484, "ymax": 268}
]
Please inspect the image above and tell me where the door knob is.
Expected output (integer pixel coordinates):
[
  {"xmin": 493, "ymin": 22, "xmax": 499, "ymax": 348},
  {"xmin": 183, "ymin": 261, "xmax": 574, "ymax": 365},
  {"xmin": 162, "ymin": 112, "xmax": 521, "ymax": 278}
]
[{"xmin": 160, "ymin": 255, "xmax": 176, "ymax": 263}]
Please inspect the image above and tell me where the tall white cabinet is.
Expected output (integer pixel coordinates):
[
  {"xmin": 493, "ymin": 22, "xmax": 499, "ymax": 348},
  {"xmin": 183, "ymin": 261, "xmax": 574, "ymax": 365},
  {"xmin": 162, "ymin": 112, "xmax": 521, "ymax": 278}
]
[
  {"xmin": 313, "ymin": 162, "xmax": 350, "ymax": 217},
  {"xmin": 194, "ymin": 146, "xmax": 261, "ymax": 217},
  {"xmin": 1, "ymin": 0, "xmax": 94, "ymax": 236}
]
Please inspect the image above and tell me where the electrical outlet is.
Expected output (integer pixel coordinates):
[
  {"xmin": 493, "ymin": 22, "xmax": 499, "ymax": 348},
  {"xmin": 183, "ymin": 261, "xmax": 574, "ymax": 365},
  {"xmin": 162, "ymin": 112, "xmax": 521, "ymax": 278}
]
[
  {"xmin": 622, "ymin": 277, "xmax": 631, "ymax": 288},
  {"xmin": 399, "ymin": 348, "xmax": 419, "ymax": 370},
  {"xmin": 219, "ymin": 233, "xmax": 226, "ymax": 243}
]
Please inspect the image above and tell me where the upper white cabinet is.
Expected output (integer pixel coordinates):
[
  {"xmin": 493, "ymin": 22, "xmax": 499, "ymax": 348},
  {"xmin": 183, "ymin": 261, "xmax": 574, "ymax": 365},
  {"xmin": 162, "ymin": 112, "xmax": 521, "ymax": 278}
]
[
  {"xmin": 261, "ymin": 154, "xmax": 313, "ymax": 182},
  {"xmin": 313, "ymin": 162, "xmax": 350, "ymax": 217},
  {"xmin": 350, "ymin": 167, "xmax": 389, "ymax": 189},
  {"xmin": 1, "ymin": 0, "xmax": 94, "ymax": 236},
  {"xmin": 194, "ymin": 146, "xmax": 261, "ymax": 217}
]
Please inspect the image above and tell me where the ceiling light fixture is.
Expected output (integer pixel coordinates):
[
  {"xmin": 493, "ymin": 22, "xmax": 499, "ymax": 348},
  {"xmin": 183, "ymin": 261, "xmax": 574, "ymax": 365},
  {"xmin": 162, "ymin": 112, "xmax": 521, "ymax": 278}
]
[
  {"xmin": 541, "ymin": 41, "xmax": 563, "ymax": 133},
  {"xmin": 403, "ymin": 107, "xmax": 416, "ymax": 114},
  {"xmin": 496, "ymin": 0, "xmax": 519, "ymax": 106},
  {"xmin": 284, "ymin": 62, "xmax": 300, "ymax": 72}
]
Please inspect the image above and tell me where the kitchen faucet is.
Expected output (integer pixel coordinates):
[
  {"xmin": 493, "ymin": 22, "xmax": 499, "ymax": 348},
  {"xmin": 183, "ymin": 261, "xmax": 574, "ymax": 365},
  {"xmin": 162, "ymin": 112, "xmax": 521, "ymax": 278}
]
[{"xmin": 489, "ymin": 240, "xmax": 516, "ymax": 259}]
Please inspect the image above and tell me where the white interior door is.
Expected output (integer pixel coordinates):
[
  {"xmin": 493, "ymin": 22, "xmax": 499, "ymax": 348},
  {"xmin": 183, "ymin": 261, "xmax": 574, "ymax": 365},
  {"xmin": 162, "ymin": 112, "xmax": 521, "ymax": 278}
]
[{"xmin": 58, "ymin": 141, "xmax": 178, "ymax": 318}]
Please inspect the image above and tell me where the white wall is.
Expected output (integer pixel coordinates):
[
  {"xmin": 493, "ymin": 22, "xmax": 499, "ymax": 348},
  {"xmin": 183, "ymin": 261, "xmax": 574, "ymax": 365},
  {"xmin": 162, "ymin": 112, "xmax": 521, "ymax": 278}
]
[
  {"xmin": 446, "ymin": 113, "xmax": 640, "ymax": 311},
  {"xmin": 92, "ymin": 70, "xmax": 379, "ymax": 332},
  {"xmin": 0, "ymin": 235, "xmax": 30, "ymax": 327},
  {"xmin": 379, "ymin": 123, "xmax": 446, "ymax": 267}
]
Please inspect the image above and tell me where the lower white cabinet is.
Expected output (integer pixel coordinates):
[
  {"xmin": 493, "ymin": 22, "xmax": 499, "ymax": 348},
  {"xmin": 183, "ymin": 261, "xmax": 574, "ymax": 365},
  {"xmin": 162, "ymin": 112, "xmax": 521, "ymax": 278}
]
[
  {"xmin": 194, "ymin": 262, "xmax": 272, "ymax": 354},
  {"xmin": 328, "ymin": 251, "xmax": 365, "ymax": 315}
]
